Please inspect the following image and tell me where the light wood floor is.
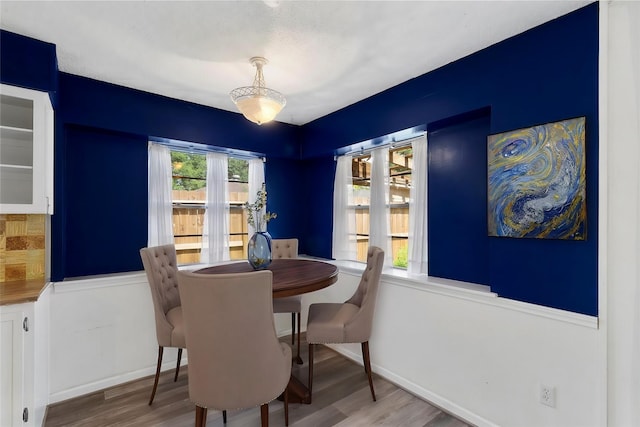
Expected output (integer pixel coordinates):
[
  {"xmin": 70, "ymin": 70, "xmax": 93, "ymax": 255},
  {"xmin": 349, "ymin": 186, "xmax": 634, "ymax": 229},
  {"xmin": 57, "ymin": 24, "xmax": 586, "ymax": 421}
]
[{"xmin": 45, "ymin": 334, "xmax": 472, "ymax": 427}]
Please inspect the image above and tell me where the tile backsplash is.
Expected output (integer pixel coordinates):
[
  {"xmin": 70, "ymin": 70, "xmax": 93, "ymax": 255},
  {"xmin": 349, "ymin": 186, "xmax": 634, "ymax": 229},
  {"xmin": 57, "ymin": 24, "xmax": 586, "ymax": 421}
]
[{"xmin": 0, "ymin": 214, "xmax": 46, "ymax": 283}]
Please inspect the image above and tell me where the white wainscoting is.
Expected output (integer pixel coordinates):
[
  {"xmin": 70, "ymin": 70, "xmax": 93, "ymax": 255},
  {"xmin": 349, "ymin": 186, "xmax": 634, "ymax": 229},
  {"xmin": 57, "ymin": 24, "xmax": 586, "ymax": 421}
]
[
  {"xmin": 306, "ymin": 266, "xmax": 603, "ymax": 427},
  {"xmin": 48, "ymin": 271, "xmax": 292, "ymax": 403},
  {"xmin": 48, "ymin": 267, "xmax": 604, "ymax": 426},
  {"xmin": 50, "ymin": 272, "xmax": 160, "ymax": 403}
]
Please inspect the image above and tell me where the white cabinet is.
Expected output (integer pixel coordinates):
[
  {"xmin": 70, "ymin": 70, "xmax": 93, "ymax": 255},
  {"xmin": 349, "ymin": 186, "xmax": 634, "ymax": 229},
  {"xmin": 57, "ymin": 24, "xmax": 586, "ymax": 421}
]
[
  {"xmin": 0, "ymin": 303, "xmax": 34, "ymax": 426},
  {"xmin": 0, "ymin": 287, "xmax": 49, "ymax": 427},
  {"xmin": 0, "ymin": 84, "xmax": 54, "ymax": 214}
]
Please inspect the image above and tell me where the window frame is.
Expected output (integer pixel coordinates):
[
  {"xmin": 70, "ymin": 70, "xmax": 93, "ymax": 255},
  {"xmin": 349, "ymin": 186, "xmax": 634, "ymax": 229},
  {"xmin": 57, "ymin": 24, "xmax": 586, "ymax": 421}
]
[
  {"xmin": 348, "ymin": 143, "xmax": 413, "ymax": 268},
  {"xmin": 164, "ymin": 144, "xmax": 258, "ymax": 265}
]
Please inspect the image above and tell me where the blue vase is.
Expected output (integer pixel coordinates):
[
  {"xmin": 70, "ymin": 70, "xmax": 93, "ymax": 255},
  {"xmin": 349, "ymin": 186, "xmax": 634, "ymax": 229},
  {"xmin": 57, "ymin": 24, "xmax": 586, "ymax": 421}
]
[{"xmin": 248, "ymin": 231, "xmax": 272, "ymax": 270}]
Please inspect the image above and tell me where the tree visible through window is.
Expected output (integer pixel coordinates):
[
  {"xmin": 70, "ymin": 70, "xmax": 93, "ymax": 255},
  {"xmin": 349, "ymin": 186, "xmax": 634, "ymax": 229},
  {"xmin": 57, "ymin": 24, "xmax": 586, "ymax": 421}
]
[{"xmin": 170, "ymin": 151, "xmax": 250, "ymax": 264}]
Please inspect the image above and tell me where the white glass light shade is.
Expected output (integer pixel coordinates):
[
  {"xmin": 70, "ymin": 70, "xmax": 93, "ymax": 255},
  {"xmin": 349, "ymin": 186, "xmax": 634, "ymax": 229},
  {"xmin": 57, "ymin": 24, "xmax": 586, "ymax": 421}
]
[
  {"xmin": 230, "ymin": 57, "xmax": 286, "ymax": 125},
  {"xmin": 231, "ymin": 87, "xmax": 286, "ymax": 125}
]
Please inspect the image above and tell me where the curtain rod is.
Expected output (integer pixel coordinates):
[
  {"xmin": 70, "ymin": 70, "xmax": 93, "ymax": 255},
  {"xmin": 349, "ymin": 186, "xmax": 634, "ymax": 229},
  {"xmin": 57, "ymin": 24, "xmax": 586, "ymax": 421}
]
[
  {"xmin": 336, "ymin": 132, "xmax": 426, "ymax": 160},
  {"xmin": 149, "ymin": 137, "xmax": 265, "ymax": 161}
]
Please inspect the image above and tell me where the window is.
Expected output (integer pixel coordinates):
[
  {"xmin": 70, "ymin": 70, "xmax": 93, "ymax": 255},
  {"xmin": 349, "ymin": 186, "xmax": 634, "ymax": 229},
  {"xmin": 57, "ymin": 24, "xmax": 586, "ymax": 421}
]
[
  {"xmin": 351, "ymin": 146, "xmax": 413, "ymax": 267},
  {"xmin": 170, "ymin": 151, "xmax": 250, "ymax": 264}
]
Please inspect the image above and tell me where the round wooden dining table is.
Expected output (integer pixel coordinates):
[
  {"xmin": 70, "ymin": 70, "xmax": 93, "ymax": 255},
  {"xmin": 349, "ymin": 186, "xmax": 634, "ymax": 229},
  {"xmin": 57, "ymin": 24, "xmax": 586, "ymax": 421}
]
[
  {"xmin": 193, "ymin": 258, "xmax": 339, "ymax": 404},
  {"xmin": 194, "ymin": 258, "xmax": 339, "ymax": 299}
]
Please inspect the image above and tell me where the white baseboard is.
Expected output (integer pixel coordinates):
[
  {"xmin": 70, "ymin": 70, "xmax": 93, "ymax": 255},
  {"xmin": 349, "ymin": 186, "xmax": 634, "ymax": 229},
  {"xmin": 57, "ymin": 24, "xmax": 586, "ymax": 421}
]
[
  {"xmin": 49, "ymin": 358, "xmax": 187, "ymax": 404},
  {"xmin": 327, "ymin": 344, "xmax": 498, "ymax": 427}
]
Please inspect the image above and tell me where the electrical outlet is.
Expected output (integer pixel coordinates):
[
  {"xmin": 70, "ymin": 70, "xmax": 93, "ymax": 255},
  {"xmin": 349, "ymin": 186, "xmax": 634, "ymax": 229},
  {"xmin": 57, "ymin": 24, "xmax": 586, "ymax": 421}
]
[{"xmin": 540, "ymin": 384, "xmax": 556, "ymax": 408}]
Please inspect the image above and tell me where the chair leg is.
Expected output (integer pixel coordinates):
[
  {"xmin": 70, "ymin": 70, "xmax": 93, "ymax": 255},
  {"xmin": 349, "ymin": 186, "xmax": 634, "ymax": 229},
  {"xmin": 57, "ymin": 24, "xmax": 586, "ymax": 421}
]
[
  {"xmin": 284, "ymin": 380, "xmax": 290, "ymax": 426},
  {"xmin": 174, "ymin": 348, "xmax": 182, "ymax": 382},
  {"xmin": 195, "ymin": 405, "xmax": 207, "ymax": 427},
  {"xmin": 308, "ymin": 343, "xmax": 314, "ymax": 402},
  {"xmin": 260, "ymin": 403, "xmax": 269, "ymax": 427},
  {"xmin": 291, "ymin": 313, "xmax": 296, "ymax": 345},
  {"xmin": 361, "ymin": 341, "xmax": 376, "ymax": 401},
  {"xmin": 148, "ymin": 346, "xmax": 164, "ymax": 405},
  {"xmin": 295, "ymin": 312, "xmax": 302, "ymax": 364},
  {"xmin": 223, "ymin": 410, "xmax": 227, "ymax": 423}
]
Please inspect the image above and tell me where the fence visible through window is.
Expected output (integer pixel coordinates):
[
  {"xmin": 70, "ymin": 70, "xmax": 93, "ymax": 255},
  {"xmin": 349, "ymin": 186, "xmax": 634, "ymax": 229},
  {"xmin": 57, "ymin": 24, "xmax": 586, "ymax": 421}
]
[
  {"xmin": 171, "ymin": 151, "xmax": 249, "ymax": 265},
  {"xmin": 352, "ymin": 146, "xmax": 412, "ymax": 267}
]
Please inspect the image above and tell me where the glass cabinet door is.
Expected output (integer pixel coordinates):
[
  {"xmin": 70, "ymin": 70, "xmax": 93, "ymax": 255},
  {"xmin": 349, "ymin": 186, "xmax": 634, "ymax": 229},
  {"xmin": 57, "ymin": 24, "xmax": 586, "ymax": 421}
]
[{"xmin": 0, "ymin": 85, "xmax": 53, "ymax": 214}]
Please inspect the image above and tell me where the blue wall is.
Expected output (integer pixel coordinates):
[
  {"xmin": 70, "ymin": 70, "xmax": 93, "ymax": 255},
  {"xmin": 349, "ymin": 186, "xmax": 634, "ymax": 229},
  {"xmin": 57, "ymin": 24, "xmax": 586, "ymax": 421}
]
[
  {"xmin": 428, "ymin": 113, "xmax": 491, "ymax": 285},
  {"xmin": 264, "ymin": 157, "xmax": 306, "ymax": 248},
  {"xmin": 63, "ymin": 126, "xmax": 148, "ymax": 277},
  {"xmin": 299, "ymin": 3, "xmax": 599, "ymax": 315},
  {"xmin": 0, "ymin": 30, "xmax": 57, "ymax": 96},
  {"xmin": 51, "ymin": 73, "xmax": 301, "ymax": 280},
  {"xmin": 0, "ymin": 2, "xmax": 599, "ymax": 315}
]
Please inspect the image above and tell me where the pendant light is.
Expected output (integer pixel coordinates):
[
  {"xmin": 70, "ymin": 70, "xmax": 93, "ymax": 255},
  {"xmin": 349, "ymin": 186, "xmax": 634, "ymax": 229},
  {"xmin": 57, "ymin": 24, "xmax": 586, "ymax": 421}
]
[{"xmin": 230, "ymin": 57, "xmax": 286, "ymax": 125}]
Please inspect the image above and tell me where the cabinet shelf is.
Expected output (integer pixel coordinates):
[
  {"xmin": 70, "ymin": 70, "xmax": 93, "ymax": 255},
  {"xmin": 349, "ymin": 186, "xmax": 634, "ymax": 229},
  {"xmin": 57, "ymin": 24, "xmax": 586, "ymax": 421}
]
[
  {"xmin": 0, "ymin": 125, "xmax": 33, "ymax": 134},
  {"xmin": 0, "ymin": 133, "xmax": 34, "ymax": 167},
  {"xmin": 1, "ymin": 164, "xmax": 34, "ymax": 170}
]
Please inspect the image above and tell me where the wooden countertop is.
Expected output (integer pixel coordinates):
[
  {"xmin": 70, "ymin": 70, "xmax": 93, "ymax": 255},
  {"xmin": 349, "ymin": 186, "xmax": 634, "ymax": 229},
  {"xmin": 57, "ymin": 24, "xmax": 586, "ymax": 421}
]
[{"xmin": 0, "ymin": 278, "xmax": 48, "ymax": 305}]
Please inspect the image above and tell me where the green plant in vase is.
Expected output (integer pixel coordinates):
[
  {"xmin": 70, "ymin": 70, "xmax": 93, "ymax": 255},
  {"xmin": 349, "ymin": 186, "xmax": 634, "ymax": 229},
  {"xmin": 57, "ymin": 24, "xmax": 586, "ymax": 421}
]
[{"xmin": 244, "ymin": 184, "xmax": 277, "ymax": 269}]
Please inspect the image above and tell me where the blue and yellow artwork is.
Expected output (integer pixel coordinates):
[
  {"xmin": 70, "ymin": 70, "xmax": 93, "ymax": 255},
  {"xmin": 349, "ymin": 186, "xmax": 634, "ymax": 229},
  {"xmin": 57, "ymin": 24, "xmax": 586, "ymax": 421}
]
[{"xmin": 487, "ymin": 117, "xmax": 586, "ymax": 240}]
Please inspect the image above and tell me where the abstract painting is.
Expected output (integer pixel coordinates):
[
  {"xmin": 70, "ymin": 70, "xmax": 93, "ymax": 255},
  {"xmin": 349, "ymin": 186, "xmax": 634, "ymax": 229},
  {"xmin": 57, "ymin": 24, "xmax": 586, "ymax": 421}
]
[{"xmin": 487, "ymin": 117, "xmax": 586, "ymax": 240}]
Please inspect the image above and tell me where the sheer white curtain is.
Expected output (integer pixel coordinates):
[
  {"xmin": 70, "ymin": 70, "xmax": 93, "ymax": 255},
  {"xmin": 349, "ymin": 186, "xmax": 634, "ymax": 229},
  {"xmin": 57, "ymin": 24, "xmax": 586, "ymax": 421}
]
[
  {"xmin": 369, "ymin": 146, "xmax": 392, "ymax": 265},
  {"xmin": 332, "ymin": 155, "xmax": 357, "ymax": 260},
  {"xmin": 408, "ymin": 134, "xmax": 428, "ymax": 274},
  {"xmin": 248, "ymin": 158, "xmax": 265, "ymax": 235},
  {"xmin": 200, "ymin": 152, "xmax": 229, "ymax": 264},
  {"xmin": 147, "ymin": 142, "xmax": 174, "ymax": 247}
]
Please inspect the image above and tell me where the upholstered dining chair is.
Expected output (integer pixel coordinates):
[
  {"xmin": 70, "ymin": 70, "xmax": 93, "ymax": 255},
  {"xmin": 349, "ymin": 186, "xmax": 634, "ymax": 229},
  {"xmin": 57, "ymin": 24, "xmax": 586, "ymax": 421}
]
[
  {"xmin": 271, "ymin": 238, "xmax": 303, "ymax": 364},
  {"xmin": 139, "ymin": 244, "xmax": 185, "ymax": 405},
  {"xmin": 306, "ymin": 246, "xmax": 384, "ymax": 402},
  {"xmin": 177, "ymin": 269, "xmax": 292, "ymax": 427}
]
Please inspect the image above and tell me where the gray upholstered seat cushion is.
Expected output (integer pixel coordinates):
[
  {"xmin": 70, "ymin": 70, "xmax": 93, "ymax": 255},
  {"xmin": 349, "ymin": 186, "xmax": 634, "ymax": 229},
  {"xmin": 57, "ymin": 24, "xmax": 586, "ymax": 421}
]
[{"xmin": 306, "ymin": 302, "xmax": 359, "ymax": 343}]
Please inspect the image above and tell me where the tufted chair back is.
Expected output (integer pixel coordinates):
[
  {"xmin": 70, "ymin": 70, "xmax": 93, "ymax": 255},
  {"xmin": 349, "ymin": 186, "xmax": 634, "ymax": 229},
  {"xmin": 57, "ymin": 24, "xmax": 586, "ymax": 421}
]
[
  {"xmin": 140, "ymin": 244, "xmax": 182, "ymax": 347},
  {"xmin": 177, "ymin": 269, "xmax": 292, "ymax": 424},
  {"xmin": 346, "ymin": 246, "xmax": 384, "ymax": 306},
  {"xmin": 343, "ymin": 246, "xmax": 385, "ymax": 342},
  {"xmin": 271, "ymin": 238, "xmax": 298, "ymax": 259}
]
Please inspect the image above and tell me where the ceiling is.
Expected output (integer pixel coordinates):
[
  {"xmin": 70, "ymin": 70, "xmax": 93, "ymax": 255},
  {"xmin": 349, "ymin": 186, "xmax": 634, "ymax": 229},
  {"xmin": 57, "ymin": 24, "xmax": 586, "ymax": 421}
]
[{"xmin": 0, "ymin": 1, "xmax": 591, "ymax": 126}]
